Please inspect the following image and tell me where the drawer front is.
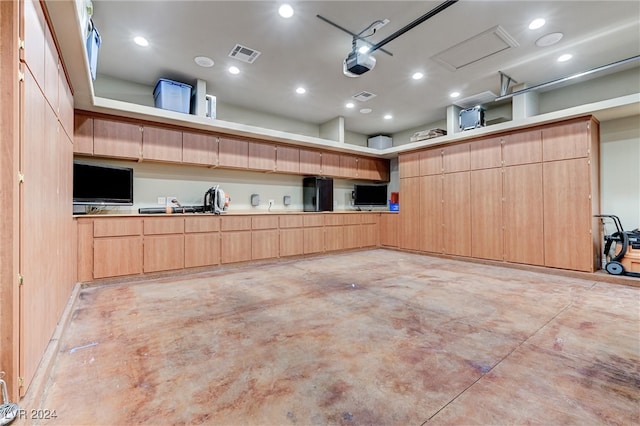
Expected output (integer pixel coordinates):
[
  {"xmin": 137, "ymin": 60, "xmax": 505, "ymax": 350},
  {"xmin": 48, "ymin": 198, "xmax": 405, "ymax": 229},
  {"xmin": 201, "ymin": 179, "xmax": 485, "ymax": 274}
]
[
  {"xmin": 360, "ymin": 213, "xmax": 379, "ymax": 224},
  {"xmin": 343, "ymin": 214, "xmax": 362, "ymax": 225},
  {"xmin": 303, "ymin": 214, "xmax": 324, "ymax": 227},
  {"xmin": 221, "ymin": 216, "xmax": 252, "ymax": 232},
  {"xmin": 93, "ymin": 218, "xmax": 142, "ymax": 237},
  {"xmin": 324, "ymin": 214, "xmax": 344, "ymax": 226},
  {"xmin": 185, "ymin": 216, "xmax": 220, "ymax": 233},
  {"xmin": 252, "ymin": 215, "xmax": 279, "ymax": 230},
  {"xmin": 144, "ymin": 217, "xmax": 185, "ymax": 235},
  {"xmin": 279, "ymin": 215, "xmax": 304, "ymax": 228}
]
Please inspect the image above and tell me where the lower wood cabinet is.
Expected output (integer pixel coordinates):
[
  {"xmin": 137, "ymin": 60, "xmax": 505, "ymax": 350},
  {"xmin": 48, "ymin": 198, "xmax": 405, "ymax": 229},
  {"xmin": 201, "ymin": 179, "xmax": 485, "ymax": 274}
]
[
  {"xmin": 325, "ymin": 226, "xmax": 344, "ymax": 251},
  {"xmin": 304, "ymin": 227, "xmax": 325, "ymax": 254},
  {"xmin": 252, "ymin": 230, "xmax": 279, "ymax": 260},
  {"xmin": 221, "ymin": 231, "xmax": 252, "ymax": 264},
  {"xmin": 144, "ymin": 234, "xmax": 184, "ymax": 273},
  {"xmin": 94, "ymin": 237, "xmax": 143, "ymax": 278},
  {"xmin": 185, "ymin": 233, "xmax": 220, "ymax": 268},
  {"xmin": 380, "ymin": 214, "xmax": 398, "ymax": 247},
  {"xmin": 280, "ymin": 228, "xmax": 304, "ymax": 257}
]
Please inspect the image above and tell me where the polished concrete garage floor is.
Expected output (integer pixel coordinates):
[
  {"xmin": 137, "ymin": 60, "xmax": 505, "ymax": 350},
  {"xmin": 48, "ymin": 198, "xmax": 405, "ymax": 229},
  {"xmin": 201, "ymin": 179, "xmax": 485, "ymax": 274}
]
[{"xmin": 36, "ymin": 249, "xmax": 639, "ymax": 425}]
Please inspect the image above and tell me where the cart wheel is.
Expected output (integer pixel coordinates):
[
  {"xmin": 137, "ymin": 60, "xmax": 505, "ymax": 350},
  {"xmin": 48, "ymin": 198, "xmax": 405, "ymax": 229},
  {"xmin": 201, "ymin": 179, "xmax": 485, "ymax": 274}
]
[{"xmin": 605, "ymin": 261, "xmax": 625, "ymax": 275}]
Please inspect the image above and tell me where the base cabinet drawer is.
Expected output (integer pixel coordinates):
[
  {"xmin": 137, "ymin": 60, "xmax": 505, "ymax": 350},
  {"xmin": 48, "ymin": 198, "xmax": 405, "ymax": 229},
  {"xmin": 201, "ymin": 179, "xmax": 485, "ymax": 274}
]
[
  {"xmin": 144, "ymin": 235, "xmax": 185, "ymax": 273},
  {"xmin": 94, "ymin": 237, "xmax": 142, "ymax": 278},
  {"xmin": 185, "ymin": 233, "xmax": 220, "ymax": 268}
]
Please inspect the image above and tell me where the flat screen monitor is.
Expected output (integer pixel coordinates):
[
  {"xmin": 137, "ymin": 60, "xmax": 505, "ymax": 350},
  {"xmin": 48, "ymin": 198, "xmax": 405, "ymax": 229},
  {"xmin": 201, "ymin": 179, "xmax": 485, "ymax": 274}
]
[
  {"xmin": 353, "ymin": 184, "xmax": 387, "ymax": 206},
  {"xmin": 73, "ymin": 162, "xmax": 134, "ymax": 205}
]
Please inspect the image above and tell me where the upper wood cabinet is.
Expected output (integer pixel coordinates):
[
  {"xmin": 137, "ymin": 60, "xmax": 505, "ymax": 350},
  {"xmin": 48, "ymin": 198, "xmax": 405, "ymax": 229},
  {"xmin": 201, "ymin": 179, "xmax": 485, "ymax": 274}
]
[
  {"xmin": 503, "ymin": 130, "xmax": 542, "ymax": 166},
  {"xmin": 470, "ymin": 136, "xmax": 502, "ymax": 170},
  {"xmin": 248, "ymin": 141, "xmax": 276, "ymax": 171},
  {"xmin": 542, "ymin": 119, "xmax": 592, "ymax": 162},
  {"xmin": 276, "ymin": 146, "xmax": 300, "ymax": 173},
  {"xmin": 218, "ymin": 136, "xmax": 249, "ymax": 168},
  {"xmin": 399, "ymin": 151, "xmax": 420, "ymax": 178},
  {"xmin": 299, "ymin": 149, "xmax": 322, "ymax": 175},
  {"xmin": 419, "ymin": 148, "xmax": 442, "ymax": 176},
  {"xmin": 142, "ymin": 125, "xmax": 182, "ymax": 162},
  {"xmin": 358, "ymin": 157, "xmax": 389, "ymax": 181},
  {"xmin": 93, "ymin": 118, "xmax": 142, "ymax": 159},
  {"xmin": 442, "ymin": 142, "xmax": 470, "ymax": 173},
  {"xmin": 43, "ymin": 25, "xmax": 58, "ymax": 113},
  {"xmin": 23, "ymin": 0, "xmax": 46, "ymax": 88},
  {"xmin": 74, "ymin": 114, "xmax": 94, "ymax": 155},
  {"xmin": 321, "ymin": 152, "xmax": 341, "ymax": 176},
  {"xmin": 340, "ymin": 155, "xmax": 358, "ymax": 178},
  {"xmin": 182, "ymin": 131, "xmax": 218, "ymax": 166}
]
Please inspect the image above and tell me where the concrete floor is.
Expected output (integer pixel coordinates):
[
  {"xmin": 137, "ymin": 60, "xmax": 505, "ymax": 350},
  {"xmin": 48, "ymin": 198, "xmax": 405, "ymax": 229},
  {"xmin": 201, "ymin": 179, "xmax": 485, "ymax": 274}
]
[{"xmin": 35, "ymin": 249, "xmax": 639, "ymax": 425}]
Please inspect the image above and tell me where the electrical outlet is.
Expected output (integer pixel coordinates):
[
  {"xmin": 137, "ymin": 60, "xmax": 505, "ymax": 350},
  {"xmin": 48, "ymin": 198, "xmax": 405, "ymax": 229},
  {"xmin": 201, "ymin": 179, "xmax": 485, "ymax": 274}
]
[
  {"xmin": 268, "ymin": 199, "xmax": 274, "ymax": 206},
  {"xmin": 158, "ymin": 197, "xmax": 166, "ymax": 205},
  {"xmin": 166, "ymin": 196, "xmax": 177, "ymax": 207}
]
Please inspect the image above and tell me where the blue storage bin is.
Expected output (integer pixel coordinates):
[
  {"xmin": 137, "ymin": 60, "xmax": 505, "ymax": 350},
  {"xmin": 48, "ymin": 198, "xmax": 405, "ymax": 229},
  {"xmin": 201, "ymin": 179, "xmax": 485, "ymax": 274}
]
[
  {"xmin": 389, "ymin": 202, "xmax": 399, "ymax": 212},
  {"xmin": 86, "ymin": 23, "xmax": 101, "ymax": 81},
  {"xmin": 153, "ymin": 79, "xmax": 192, "ymax": 114}
]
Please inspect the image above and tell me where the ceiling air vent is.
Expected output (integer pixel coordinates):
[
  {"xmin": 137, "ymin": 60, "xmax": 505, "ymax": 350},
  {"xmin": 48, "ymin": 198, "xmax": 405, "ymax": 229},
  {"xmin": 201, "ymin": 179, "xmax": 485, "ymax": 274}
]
[
  {"xmin": 432, "ymin": 25, "xmax": 519, "ymax": 72},
  {"xmin": 352, "ymin": 91, "xmax": 377, "ymax": 102},
  {"xmin": 228, "ymin": 44, "xmax": 261, "ymax": 64}
]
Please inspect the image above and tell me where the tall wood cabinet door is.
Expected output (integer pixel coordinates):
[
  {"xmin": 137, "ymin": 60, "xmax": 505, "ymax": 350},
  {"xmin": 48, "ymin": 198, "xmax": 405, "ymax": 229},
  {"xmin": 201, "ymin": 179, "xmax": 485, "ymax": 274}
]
[
  {"xmin": 398, "ymin": 177, "xmax": 421, "ymax": 250},
  {"xmin": 94, "ymin": 237, "xmax": 143, "ymax": 278},
  {"xmin": 276, "ymin": 146, "xmax": 300, "ymax": 173},
  {"xmin": 74, "ymin": 114, "xmax": 94, "ymax": 155},
  {"xmin": 443, "ymin": 172, "xmax": 471, "ymax": 256},
  {"xmin": 443, "ymin": 143, "xmax": 470, "ymax": 173},
  {"xmin": 299, "ymin": 149, "xmax": 322, "ymax": 175},
  {"xmin": 470, "ymin": 168, "xmax": 503, "ymax": 260},
  {"xmin": 93, "ymin": 118, "xmax": 142, "ymax": 159},
  {"xmin": 23, "ymin": 0, "xmax": 46, "ymax": 85},
  {"xmin": 503, "ymin": 130, "xmax": 542, "ymax": 166},
  {"xmin": 470, "ymin": 136, "xmax": 502, "ymax": 170},
  {"xmin": 43, "ymin": 25, "xmax": 58, "ymax": 112},
  {"xmin": 185, "ymin": 233, "xmax": 220, "ymax": 268},
  {"xmin": 144, "ymin": 235, "xmax": 185, "ymax": 273},
  {"xmin": 182, "ymin": 131, "xmax": 218, "ymax": 166},
  {"xmin": 321, "ymin": 152, "xmax": 341, "ymax": 176},
  {"xmin": 419, "ymin": 175, "xmax": 443, "ymax": 253},
  {"xmin": 142, "ymin": 125, "xmax": 182, "ymax": 162},
  {"xmin": 503, "ymin": 164, "xmax": 544, "ymax": 266},
  {"xmin": 542, "ymin": 120, "xmax": 591, "ymax": 162},
  {"xmin": 380, "ymin": 214, "xmax": 398, "ymax": 247},
  {"xmin": 419, "ymin": 148, "xmax": 443, "ymax": 176},
  {"xmin": 248, "ymin": 141, "xmax": 276, "ymax": 171},
  {"xmin": 543, "ymin": 159, "xmax": 594, "ymax": 271},
  {"xmin": 340, "ymin": 155, "xmax": 358, "ymax": 178},
  {"xmin": 280, "ymin": 228, "xmax": 304, "ymax": 257},
  {"xmin": 399, "ymin": 151, "xmax": 420, "ymax": 178},
  {"xmin": 218, "ymin": 137, "xmax": 249, "ymax": 168}
]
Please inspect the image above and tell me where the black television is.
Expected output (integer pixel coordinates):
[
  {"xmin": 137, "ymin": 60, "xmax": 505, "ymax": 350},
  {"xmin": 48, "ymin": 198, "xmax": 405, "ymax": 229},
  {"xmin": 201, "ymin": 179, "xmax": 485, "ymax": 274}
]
[
  {"xmin": 353, "ymin": 184, "xmax": 387, "ymax": 206},
  {"xmin": 73, "ymin": 162, "xmax": 134, "ymax": 205}
]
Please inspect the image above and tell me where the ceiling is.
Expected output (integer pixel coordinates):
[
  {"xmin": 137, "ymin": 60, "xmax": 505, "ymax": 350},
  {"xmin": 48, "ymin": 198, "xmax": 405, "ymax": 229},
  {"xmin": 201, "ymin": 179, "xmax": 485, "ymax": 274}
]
[{"xmin": 89, "ymin": 1, "xmax": 640, "ymax": 136}]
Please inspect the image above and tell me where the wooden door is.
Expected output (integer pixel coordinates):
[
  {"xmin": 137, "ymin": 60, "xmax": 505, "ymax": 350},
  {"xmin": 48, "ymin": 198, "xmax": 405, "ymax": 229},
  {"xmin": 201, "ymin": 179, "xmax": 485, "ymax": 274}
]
[
  {"xmin": 419, "ymin": 174, "xmax": 443, "ymax": 253},
  {"xmin": 321, "ymin": 152, "xmax": 341, "ymax": 176},
  {"xmin": 470, "ymin": 168, "xmax": 503, "ymax": 260},
  {"xmin": 73, "ymin": 113, "xmax": 93, "ymax": 154},
  {"xmin": 299, "ymin": 149, "xmax": 322, "ymax": 175},
  {"xmin": 144, "ymin": 235, "xmax": 184, "ymax": 272},
  {"xmin": 93, "ymin": 118, "xmax": 142, "ymax": 159},
  {"xmin": 248, "ymin": 141, "xmax": 276, "ymax": 171},
  {"xmin": 142, "ymin": 125, "xmax": 182, "ymax": 162},
  {"xmin": 252, "ymin": 230, "xmax": 279, "ymax": 260},
  {"xmin": 339, "ymin": 155, "xmax": 358, "ymax": 178},
  {"xmin": 443, "ymin": 142, "xmax": 470, "ymax": 173},
  {"xmin": 398, "ymin": 177, "xmax": 421, "ymax": 250},
  {"xmin": 280, "ymin": 228, "xmax": 304, "ymax": 257},
  {"xmin": 503, "ymin": 130, "xmax": 542, "ymax": 166},
  {"xmin": 380, "ymin": 214, "xmax": 398, "ymax": 247},
  {"xmin": 303, "ymin": 227, "xmax": 324, "ymax": 254},
  {"xmin": 470, "ymin": 136, "xmax": 502, "ymax": 170},
  {"xmin": 543, "ymin": 158, "xmax": 594, "ymax": 271},
  {"xmin": 94, "ymin": 237, "xmax": 143, "ymax": 278},
  {"xmin": 325, "ymin": 225, "xmax": 345, "ymax": 251},
  {"xmin": 503, "ymin": 164, "xmax": 544, "ymax": 266},
  {"xmin": 182, "ymin": 131, "xmax": 218, "ymax": 166},
  {"xmin": 276, "ymin": 146, "xmax": 300, "ymax": 173},
  {"xmin": 185, "ymin": 233, "xmax": 220, "ymax": 268},
  {"xmin": 218, "ymin": 136, "xmax": 249, "ymax": 168},
  {"xmin": 419, "ymin": 148, "xmax": 442, "ymax": 176},
  {"xmin": 399, "ymin": 151, "xmax": 420, "ymax": 178},
  {"xmin": 443, "ymin": 172, "xmax": 471, "ymax": 256},
  {"xmin": 542, "ymin": 119, "xmax": 590, "ymax": 161},
  {"xmin": 221, "ymin": 232, "xmax": 252, "ymax": 263}
]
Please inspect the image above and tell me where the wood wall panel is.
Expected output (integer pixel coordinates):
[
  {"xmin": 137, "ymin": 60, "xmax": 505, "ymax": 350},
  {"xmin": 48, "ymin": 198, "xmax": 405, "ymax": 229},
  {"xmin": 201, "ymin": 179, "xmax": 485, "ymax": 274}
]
[
  {"xmin": 443, "ymin": 172, "xmax": 471, "ymax": 257},
  {"xmin": 470, "ymin": 168, "xmax": 503, "ymax": 260},
  {"xmin": 185, "ymin": 233, "xmax": 220, "ymax": 268},
  {"xmin": 144, "ymin": 235, "xmax": 184, "ymax": 273}
]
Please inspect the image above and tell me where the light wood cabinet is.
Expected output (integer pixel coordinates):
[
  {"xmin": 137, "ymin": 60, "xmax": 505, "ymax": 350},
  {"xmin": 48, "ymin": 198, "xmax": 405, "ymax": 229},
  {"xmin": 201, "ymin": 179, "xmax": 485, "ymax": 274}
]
[
  {"xmin": 344, "ymin": 225, "xmax": 361, "ymax": 249},
  {"xmin": 321, "ymin": 152, "xmax": 341, "ymax": 176},
  {"xmin": 399, "ymin": 151, "xmax": 420, "ymax": 178},
  {"xmin": 144, "ymin": 217, "xmax": 184, "ymax": 235},
  {"xmin": 185, "ymin": 216, "xmax": 220, "ymax": 233},
  {"xmin": 218, "ymin": 136, "xmax": 249, "ymax": 168},
  {"xmin": 23, "ymin": 0, "xmax": 46, "ymax": 86},
  {"xmin": 94, "ymin": 237, "xmax": 143, "ymax": 278},
  {"xmin": 43, "ymin": 23, "xmax": 58, "ymax": 113},
  {"xmin": 443, "ymin": 142, "xmax": 470, "ymax": 173},
  {"xmin": 358, "ymin": 157, "xmax": 389, "ymax": 181},
  {"xmin": 144, "ymin": 234, "xmax": 184, "ymax": 273},
  {"xmin": 280, "ymin": 228, "xmax": 304, "ymax": 257},
  {"xmin": 94, "ymin": 218, "xmax": 142, "ymax": 237},
  {"xmin": 252, "ymin": 215, "xmax": 279, "ymax": 230},
  {"xmin": 142, "ymin": 125, "xmax": 182, "ymax": 162},
  {"xmin": 185, "ymin": 233, "xmax": 220, "ymax": 268},
  {"xmin": 276, "ymin": 146, "xmax": 300, "ymax": 173},
  {"xmin": 93, "ymin": 118, "xmax": 142, "ymax": 159},
  {"xmin": 503, "ymin": 130, "xmax": 542, "ymax": 166},
  {"xmin": 77, "ymin": 221, "xmax": 94, "ymax": 282},
  {"xmin": 74, "ymin": 114, "xmax": 94, "ymax": 155},
  {"xmin": 503, "ymin": 163, "xmax": 544, "ymax": 266},
  {"xmin": 470, "ymin": 168, "xmax": 503, "ymax": 260},
  {"xmin": 280, "ymin": 215, "xmax": 304, "ymax": 228},
  {"xmin": 303, "ymin": 214, "xmax": 324, "ymax": 227},
  {"xmin": 340, "ymin": 155, "xmax": 358, "ymax": 178},
  {"xmin": 303, "ymin": 227, "xmax": 325, "ymax": 254},
  {"xmin": 299, "ymin": 149, "xmax": 322, "ymax": 175},
  {"xmin": 419, "ymin": 149, "xmax": 442, "ymax": 176},
  {"xmin": 380, "ymin": 214, "xmax": 398, "ymax": 247},
  {"xmin": 399, "ymin": 177, "xmax": 421, "ymax": 250},
  {"xmin": 470, "ymin": 136, "xmax": 502, "ymax": 170},
  {"xmin": 221, "ymin": 232, "xmax": 252, "ymax": 263},
  {"xmin": 419, "ymin": 174, "xmax": 443, "ymax": 253},
  {"xmin": 325, "ymin": 223, "xmax": 345, "ymax": 251},
  {"xmin": 543, "ymin": 158, "xmax": 593, "ymax": 271},
  {"xmin": 443, "ymin": 172, "xmax": 471, "ymax": 257},
  {"xmin": 249, "ymin": 141, "xmax": 276, "ymax": 171},
  {"xmin": 361, "ymin": 223, "xmax": 379, "ymax": 247},
  {"xmin": 252, "ymin": 230, "xmax": 279, "ymax": 260},
  {"xmin": 182, "ymin": 131, "xmax": 218, "ymax": 166},
  {"xmin": 542, "ymin": 120, "xmax": 591, "ymax": 162}
]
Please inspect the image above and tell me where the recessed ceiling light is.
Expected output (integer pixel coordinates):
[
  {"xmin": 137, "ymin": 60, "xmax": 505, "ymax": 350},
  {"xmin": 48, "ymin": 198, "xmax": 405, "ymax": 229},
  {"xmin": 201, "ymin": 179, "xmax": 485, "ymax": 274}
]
[
  {"xmin": 278, "ymin": 4, "xmax": 294, "ymax": 18},
  {"xmin": 228, "ymin": 66, "xmax": 240, "ymax": 75},
  {"xmin": 194, "ymin": 56, "xmax": 214, "ymax": 68},
  {"xmin": 528, "ymin": 18, "xmax": 546, "ymax": 30},
  {"xmin": 345, "ymin": 102, "xmax": 355, "ymax": 108},
  {"xmin": 384, "ymin": 114, "xmax": 392, "ymax": 120},
  {"xmin": 450, "ymin": 91, "xmax": 460, "ymax": 98},
  {"xmin": 296, "ymin": 87, "xmax": 306, "ymax": 94},
  {"xmin": 557, "ymin": 53, "xmax": 573, "ymax": 62},
  {"xmin": 536, "ymin": 32, "xmax": 563, "ymax": 47},
  {"xmin": 359, "ymin": 108, "xmax": 372, "ymax": 114},
  {"xmin": 412, "ymin": 72, "xmax": 424, "ymax": 80},
  {"xmin": 133, "ymin": 36, "xmax": 148, "ymax": 47}
]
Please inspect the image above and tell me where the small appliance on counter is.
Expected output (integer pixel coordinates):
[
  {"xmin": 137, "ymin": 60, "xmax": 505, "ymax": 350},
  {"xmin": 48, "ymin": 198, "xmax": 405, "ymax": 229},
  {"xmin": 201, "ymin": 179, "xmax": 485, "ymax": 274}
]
[{"xmin": 303, "ymin": 177, "xmax": 333, "ymax": 212}]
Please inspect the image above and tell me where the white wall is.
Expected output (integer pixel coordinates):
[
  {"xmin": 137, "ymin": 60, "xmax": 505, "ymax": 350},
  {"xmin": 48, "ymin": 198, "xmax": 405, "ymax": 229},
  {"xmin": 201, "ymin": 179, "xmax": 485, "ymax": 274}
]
[{"xmin": 599, "ymin": 115, "xmax": 640, "ymax": 231}]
